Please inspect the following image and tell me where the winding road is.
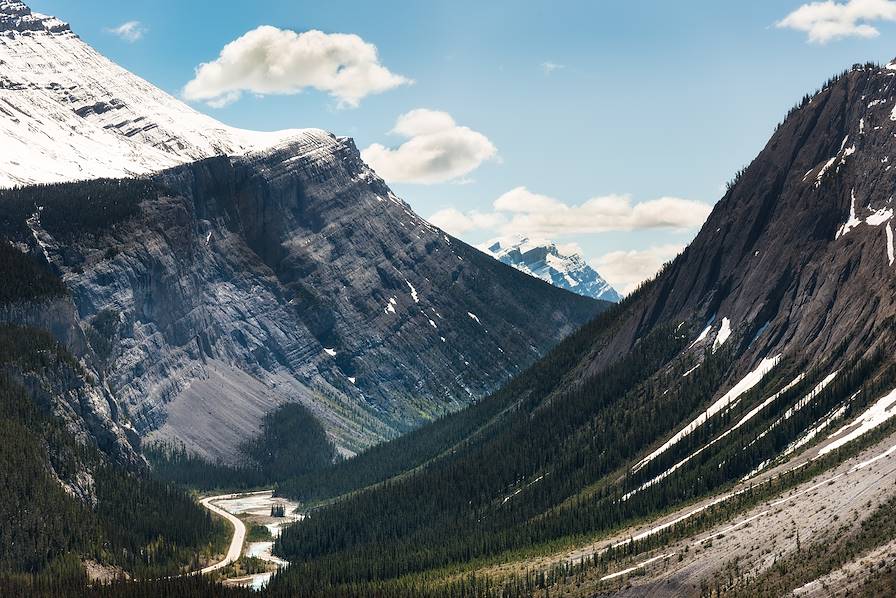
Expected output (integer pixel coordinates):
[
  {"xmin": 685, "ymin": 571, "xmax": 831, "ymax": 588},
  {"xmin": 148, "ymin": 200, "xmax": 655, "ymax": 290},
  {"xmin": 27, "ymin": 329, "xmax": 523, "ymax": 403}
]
[{"xmin": 197, "ymin": 491, "xmax": 273, "ymax": 575}]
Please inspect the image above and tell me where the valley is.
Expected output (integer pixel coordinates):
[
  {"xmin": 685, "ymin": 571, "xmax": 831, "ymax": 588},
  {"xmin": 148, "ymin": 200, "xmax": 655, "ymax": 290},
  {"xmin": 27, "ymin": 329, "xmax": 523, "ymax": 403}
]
[{"xmin": 2, "ymin": 1, "xmax": 896, "ymax": 597}]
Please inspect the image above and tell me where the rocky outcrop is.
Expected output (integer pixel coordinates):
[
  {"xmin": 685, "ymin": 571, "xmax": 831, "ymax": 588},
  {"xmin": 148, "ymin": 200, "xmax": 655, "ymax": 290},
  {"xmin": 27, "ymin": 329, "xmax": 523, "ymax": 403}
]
[
  {"xmin": 0, "ymin": 297, "xmax": 140, "ymax": 468},
  {"xmin": 0, "ymin": 2, "xmax": 605, "ymax": 464},
  {"xmin": 0, "ymin": 1, "xmax": 70, "ymax": 34}
]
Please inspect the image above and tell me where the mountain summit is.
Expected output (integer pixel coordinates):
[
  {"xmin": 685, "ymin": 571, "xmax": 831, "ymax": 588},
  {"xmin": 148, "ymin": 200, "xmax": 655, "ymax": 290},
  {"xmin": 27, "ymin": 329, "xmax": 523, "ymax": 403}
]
[
  {"xmin": 0, "ymin": 0, "xmax": 313, "ymax": 187},
  {"xmin": 0, "ymin": 0, "xmax": 69, "ymax": 33},
  {"xmin": 481, "ymin": 238, "xmax": 621, "ymax": 302}
]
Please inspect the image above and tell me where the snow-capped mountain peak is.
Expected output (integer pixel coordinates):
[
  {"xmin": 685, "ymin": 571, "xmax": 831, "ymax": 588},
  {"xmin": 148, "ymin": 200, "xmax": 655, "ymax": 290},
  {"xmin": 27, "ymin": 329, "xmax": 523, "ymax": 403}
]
[
  {"xmin": 0, "ymin": 1, "xmax": 318, "ymax": 188},
  {"xmin": 0, "ymin": 1, "xmax": 69, "ymax": 34},
  {"xmin": 481, "ymin": 238, "xmax": 621, "ymax": 303}
]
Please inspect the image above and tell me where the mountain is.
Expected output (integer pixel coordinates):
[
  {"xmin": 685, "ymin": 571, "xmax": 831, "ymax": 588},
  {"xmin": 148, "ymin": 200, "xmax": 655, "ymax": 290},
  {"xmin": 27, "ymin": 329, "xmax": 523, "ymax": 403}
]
[
  {"xmin": 0, "ymin": 0, "xmax": 304, "ymax": 188},
  {"xmin": 0, "ymin": 1, "xmax": 605, "ymax": 466},
  {"xmin": 481, "ymin": 237, "xmax": 621, "ymax": 302},
  {"xmin": 265, "ymin": 62, "xmax": 896, "ymax": 596}
]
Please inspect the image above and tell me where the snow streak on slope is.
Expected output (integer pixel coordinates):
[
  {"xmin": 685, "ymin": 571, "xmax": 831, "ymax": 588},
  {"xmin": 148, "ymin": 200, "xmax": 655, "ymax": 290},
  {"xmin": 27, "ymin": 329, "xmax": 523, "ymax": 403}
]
[
  {"xmin": 0, "ymin": 1, "xmax": 312, "ymax": 187},
  {"xmin": 820, "ymin": 387, "xmax": 896, "ymax": 456},
  {"xmin": 481, "ymin": 238, "xmax": 621, "ymax": 302},
  {"xmin": 632, "ymin": 355, "xmax": 782, "ymax": 473}
]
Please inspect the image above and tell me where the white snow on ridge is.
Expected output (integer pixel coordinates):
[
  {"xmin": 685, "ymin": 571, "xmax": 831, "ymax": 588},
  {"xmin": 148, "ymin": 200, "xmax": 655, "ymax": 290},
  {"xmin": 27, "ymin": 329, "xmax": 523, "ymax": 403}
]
[
  {"xmin": 836, "ymin": 190, "xmax": 862, "ymax": 239},
  {"xmin": 887, "ymin": 223, "xmax": 895, "ymax": 266},
  {"xmin": 480, "ymin": 237, "xmax": 621, "ymax": 302},
  {"xmin": 632, "ymin": 355, "xmax": 782, "ymax": 474},
  {"xmin": 713, "ymin": 318, "xmax": 732, "ymax": 352},
  {"xmin": 820, "ymin": 387, "xmax": 896, "ymax": 456},
  {"xmin": 0, "ymin": 3, "xmax": 323, "ymax": 188}
]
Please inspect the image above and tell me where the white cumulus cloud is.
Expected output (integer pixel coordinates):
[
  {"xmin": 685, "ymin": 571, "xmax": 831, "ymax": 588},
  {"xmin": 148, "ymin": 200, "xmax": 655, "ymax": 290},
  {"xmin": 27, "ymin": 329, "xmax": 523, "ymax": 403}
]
[
  {"xmin": 105, "ymin": 21, "xmax": 147, "ymax": 43},
  {"xmin": 594, "ymin": 245, "xmax": 685, "ymax": 295},
  {"xmin": 777, "ymin": 0, "xmax": 896, "ymax": 43},
  {"xmin": 183, "ymin": 26, "xmax": 411, "ymax": 108},
  {"xmin": 362, "ymin": 109, "xmax": 498, "ymax": 184}
]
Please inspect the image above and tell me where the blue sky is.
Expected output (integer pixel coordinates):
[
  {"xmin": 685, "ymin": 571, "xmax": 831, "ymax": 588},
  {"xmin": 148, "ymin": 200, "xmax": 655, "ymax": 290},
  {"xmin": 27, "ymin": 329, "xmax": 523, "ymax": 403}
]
[{"xmin": 30, "ymin": 0, "xmax": 896, "ymax": 292}]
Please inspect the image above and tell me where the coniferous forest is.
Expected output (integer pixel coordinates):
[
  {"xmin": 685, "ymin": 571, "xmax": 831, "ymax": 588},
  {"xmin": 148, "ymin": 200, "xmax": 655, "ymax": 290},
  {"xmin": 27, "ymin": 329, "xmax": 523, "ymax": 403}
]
[{"xmin": 0, "ymin": 325, "xmax": 230, "ymax": 581}]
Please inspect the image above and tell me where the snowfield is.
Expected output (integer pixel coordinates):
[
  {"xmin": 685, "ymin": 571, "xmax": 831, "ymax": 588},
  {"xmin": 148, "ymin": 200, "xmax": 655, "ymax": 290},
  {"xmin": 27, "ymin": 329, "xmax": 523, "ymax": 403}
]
[{"xmin": 0, "ymin": 2, "xmax": 319, "ymax": 187}]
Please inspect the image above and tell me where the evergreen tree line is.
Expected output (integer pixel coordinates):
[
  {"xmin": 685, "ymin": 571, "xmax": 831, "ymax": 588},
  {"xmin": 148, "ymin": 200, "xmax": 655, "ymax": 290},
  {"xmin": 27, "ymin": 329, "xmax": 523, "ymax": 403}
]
[
  {"xmin": 0, "ymin": 240, "xmax": 67, "ymax": 305},
  {"xmin": 0, "ymin": 178, "xmax": 159, "ymax": 243},
  {"xmin": 147, "ymin": 402, "xmax": 340, "ymax": 491}
]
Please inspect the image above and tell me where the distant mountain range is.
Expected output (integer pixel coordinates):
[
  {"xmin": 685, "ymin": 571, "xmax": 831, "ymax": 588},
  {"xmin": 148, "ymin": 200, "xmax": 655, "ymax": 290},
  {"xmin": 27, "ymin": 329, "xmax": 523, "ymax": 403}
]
[{"xmin": 481, "ymin": 238, "xmax": 621, "ymax": 302}]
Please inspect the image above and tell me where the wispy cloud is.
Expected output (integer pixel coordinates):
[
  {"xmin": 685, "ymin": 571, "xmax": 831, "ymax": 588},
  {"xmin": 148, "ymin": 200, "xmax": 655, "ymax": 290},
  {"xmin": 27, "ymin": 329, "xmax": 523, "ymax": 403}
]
[
  {"xmin": 430, "ymin": 187, "xmax": 710, "ymax": 237},
  {"xmin": 777, "ymin": 0, "xmax": 896, "ymax": 43},
  {"xmin": 105, "ymin": 21, "xmax": 147, "ymax": 43},
  {"xmin": 492, "ymin": 187, "xmax": 711, "ymax": 236},
  {"xmin": 184, "ymin": 26, "xmax": 410, "ymax": 108},
  {"xmin": 361, "ymin": 109, "xmax": 498, "ymax": 184},
  {"xmin": 541, "ymin": 61, "xmax": 565, "ymax": 74}
]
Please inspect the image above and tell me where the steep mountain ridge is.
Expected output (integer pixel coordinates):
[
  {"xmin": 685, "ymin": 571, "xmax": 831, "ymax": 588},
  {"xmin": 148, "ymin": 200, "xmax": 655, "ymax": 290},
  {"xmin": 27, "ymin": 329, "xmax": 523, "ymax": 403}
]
[
  {"xmin": 1, "ymin": 129, "xmax": 602, "ymax": 464},
  {"xmin": 584, "ymin": 61, "xmax": 896, "ymax": 381},
  {"xmin": 0, "ymin": 0, "xmax": 305, "ymax": 187},
  {"xmin": 481, "ymin": 238, "xmax": 621, "ymax": 302}
]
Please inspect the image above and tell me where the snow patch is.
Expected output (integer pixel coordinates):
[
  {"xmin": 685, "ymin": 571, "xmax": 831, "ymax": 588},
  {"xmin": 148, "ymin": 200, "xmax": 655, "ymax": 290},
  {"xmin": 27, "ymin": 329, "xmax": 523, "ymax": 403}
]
[
  {"xmin": 887, "ymin": 222, "xmax": 895, "ymax": 266},
  {"xmin": 866, "ymin": 207, "xmax": 894, "ymax": 226},
  {"xmin": 623, "ymin": 374, "xmax": 804, "ymax": 501},
  {"xmin": 405, "ymin": 280, "xmax": 419, "ymax": 303},
  {"xmin": 820, "ymin": 387, "xmax": 896, "ymax": 456},
  {"xmin": 836, "ymin": 189, "xmax": 862, "ymax": 239},
  {"xmin": 713, "ymin": 317, "xmax": 732, "ymax": 352}
]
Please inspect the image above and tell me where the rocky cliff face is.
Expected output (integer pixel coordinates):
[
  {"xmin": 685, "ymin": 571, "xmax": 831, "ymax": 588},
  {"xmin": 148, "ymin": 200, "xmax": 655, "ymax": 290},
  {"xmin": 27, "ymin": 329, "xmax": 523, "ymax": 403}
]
[
  {"xmin": 0, "ymin": 298, "xmax": 140, "ymax": 469},
  {"xmin": 15, "ymin": 133, "xmax": 602, "ymax": 463},
  {"xmin": 482, "ymin": 238, "xmax": 621, "ymax": 302}
]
